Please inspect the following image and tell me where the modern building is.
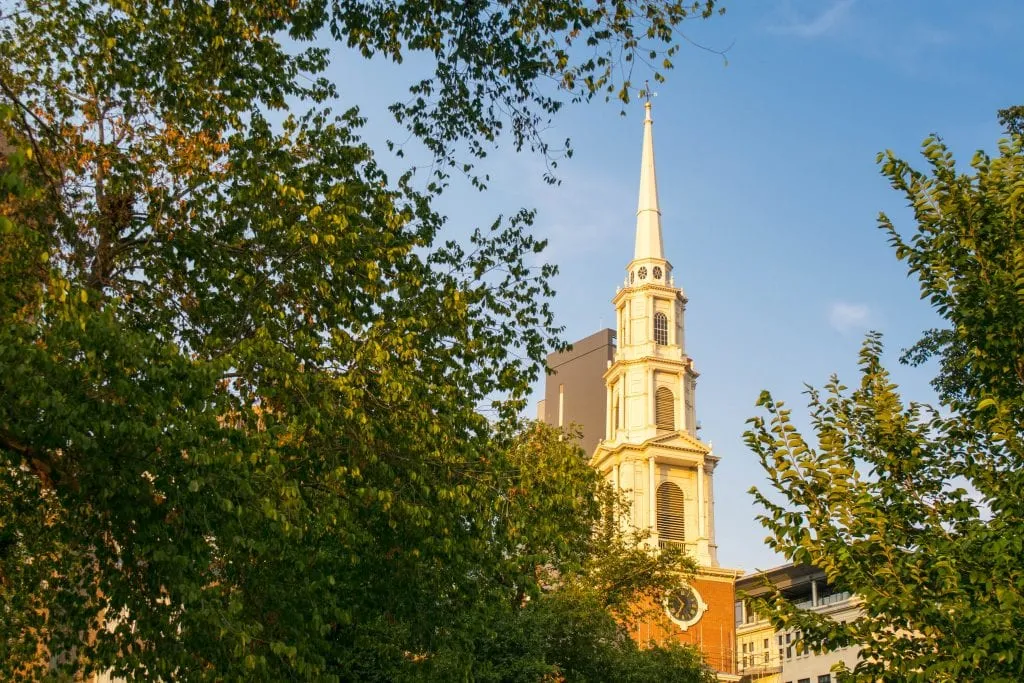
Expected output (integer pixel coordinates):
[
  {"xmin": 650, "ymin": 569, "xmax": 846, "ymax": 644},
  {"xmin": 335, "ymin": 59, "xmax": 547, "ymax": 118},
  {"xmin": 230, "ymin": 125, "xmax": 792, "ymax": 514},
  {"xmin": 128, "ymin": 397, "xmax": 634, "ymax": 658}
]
[
  {"xmin": 735, "ymin": 564, "xmax": 861, "ymax": 683},
  {"xmin": 542, "ymin": 101, "xmax": 742, "ymax": 681},
  {"xmin": 540, "ymin": 328, "xmax": 617, "ymax": 457},
  {"xmin": 735, "ymin": 606, "xmax": 780, "ymax": 683}
]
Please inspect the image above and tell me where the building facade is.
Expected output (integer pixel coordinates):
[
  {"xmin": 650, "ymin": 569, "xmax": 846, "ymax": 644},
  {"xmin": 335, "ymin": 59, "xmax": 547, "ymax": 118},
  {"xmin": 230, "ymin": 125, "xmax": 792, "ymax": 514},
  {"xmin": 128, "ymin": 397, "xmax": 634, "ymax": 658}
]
[
  {"xmin": 736, "ymin": 564, "xmax": 861, "ymax": 683},
  {"xmin": 540, "ymin": 328, "xmax": 617, "ymax": 457}
]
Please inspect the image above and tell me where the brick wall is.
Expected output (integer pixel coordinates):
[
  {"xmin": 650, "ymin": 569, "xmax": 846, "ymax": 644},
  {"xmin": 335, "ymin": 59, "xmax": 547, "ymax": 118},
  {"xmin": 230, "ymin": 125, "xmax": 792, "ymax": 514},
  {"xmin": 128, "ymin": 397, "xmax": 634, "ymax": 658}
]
[{"xmin": 631, "ymin": 574, "xmax": 737, "ymax": 675}]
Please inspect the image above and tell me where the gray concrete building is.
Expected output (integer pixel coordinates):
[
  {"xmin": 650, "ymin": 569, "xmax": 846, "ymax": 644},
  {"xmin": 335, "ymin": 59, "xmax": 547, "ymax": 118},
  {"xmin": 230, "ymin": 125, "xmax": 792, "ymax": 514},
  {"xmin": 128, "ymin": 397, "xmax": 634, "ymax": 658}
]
[{"xmin": 541, "ymin": 328, "xmax": 616, "ymax": 457}]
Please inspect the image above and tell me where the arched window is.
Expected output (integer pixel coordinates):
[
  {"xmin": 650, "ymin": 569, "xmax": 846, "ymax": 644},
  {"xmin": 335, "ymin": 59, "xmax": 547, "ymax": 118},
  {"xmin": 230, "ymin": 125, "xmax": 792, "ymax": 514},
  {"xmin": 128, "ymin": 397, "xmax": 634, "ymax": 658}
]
[
  {"xmin": 653, "ymin": 312, "xmax": 668, "ymax": 345},
  {"xmin": 655, "ymin": 387, "xmax": 675, "ymax": 432},
  {"xmin": 657, "ymin": 481, "xmax": 685, "ymax": 543}
]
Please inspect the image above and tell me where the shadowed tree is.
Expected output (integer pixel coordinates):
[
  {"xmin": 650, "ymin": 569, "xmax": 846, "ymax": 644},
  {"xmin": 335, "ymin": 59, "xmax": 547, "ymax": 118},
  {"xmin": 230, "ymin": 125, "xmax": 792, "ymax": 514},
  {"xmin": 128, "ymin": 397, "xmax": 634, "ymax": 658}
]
[{"xmin": 0, "ymin": 0, "xmax": 724, "ymax": 679}]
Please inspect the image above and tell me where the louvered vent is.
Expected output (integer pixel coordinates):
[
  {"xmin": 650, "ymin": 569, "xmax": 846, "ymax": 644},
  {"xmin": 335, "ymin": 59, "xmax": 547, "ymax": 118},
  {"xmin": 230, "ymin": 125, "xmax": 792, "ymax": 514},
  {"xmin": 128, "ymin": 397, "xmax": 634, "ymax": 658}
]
[
  {"xmin": 655, "ymin": 387, "xmax": 674, "ymax": 432},
  {"xmin": 653, "ymin": 312, "xmax": 668, "ymax": 345},
  {"xmin": 657, "ymin": 482, "xmax": 685, "ymax": 543}
]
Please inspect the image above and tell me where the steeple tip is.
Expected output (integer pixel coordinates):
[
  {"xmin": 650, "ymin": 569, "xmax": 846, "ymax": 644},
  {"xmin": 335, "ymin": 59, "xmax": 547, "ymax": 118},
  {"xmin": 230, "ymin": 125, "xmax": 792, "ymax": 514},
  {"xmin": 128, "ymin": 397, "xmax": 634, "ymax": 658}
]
[{"xmin": 634, "ymin": 100, "xmax": 663, "ymax": 261}]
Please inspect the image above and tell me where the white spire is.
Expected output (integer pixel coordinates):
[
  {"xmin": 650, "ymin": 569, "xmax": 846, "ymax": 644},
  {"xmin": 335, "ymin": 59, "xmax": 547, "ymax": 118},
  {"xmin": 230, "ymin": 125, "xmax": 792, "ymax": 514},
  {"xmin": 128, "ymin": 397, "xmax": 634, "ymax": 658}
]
[{"xmin": 634, "ymin": 100, "xmax": 664, "ymax": 261}]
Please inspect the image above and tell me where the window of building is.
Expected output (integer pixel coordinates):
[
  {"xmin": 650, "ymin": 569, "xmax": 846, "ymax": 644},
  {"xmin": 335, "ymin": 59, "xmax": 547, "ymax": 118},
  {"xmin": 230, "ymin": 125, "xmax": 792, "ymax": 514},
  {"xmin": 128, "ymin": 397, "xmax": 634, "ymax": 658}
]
[
  {"xmin": 764, "ymin": 638, "xmax": 769, "ymax": 649},
  {"xmin": 798, "ymin": 679, "xmax": 810, "ymax": 683},
  {"xmin": 656, "ymin": 481, "xmax": 685, "ymax": 543},
  {"xmin": 655, "ymin": 386, "xmax": 674, "ymax": 431},
  {"xmin": 653, "ymin": 311, "xmax": 668, "ymax": 345},
  {"xmin": 818, "ymin": 676, "xmax": 832, "ymax": 683},
  {"xmin": 742, "ymin": 643, "xmax": 747, "ymax": 653}
]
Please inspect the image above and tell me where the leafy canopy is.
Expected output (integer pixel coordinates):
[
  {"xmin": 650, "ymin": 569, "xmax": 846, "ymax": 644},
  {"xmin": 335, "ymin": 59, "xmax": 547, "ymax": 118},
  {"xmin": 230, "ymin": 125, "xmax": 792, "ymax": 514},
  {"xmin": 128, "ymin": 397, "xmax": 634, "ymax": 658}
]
[
  {"xmin": 747, "ymin": 121, "xmax": 1024, "ymax": 681},
  {"xmin": 0, "ymin": 0, "xmax": 722, "ymax": 679}
]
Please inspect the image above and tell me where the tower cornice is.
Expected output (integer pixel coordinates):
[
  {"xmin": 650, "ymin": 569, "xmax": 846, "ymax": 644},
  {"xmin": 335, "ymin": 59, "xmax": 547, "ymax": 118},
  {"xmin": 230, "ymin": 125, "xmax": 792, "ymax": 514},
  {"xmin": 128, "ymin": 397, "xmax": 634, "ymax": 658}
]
[{"xmin": 612, "ymin": 282, "xmax": 686, "ymax": 307}]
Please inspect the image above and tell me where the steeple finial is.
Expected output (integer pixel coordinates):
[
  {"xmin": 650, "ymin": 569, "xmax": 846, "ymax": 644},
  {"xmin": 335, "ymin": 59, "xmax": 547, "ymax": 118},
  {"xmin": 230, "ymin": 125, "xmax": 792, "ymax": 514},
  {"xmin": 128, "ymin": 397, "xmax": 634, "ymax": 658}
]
[{"xmin": 634, "ymin": 97, "xmax": 664, "ymax": 261}]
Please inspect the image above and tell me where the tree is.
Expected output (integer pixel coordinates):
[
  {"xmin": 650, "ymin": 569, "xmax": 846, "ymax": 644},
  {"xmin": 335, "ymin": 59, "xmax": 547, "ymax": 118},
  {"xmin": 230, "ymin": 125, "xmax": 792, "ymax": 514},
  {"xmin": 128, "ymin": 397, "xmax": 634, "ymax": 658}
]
[
  {"xmin": 746, "ymin": 126, "xmax": 1024, "ymax": 681},
  {"xmin": 997, "ymin": 104, "xmax": 1024, "ymax": 137},
  {"xmin": 294, "ymin": 422, "xmax": 711, "ymax": 682},
  {"xmin": 340, "ymin": 423, "xmax": 715, "ymax": 683},
  {"xmin": 0, "ymin": 0, "xmax": 722, "ymax": 679},
  {"xmin": 459, "ymin": 585, "xmax": 715, "ymax": 683}
]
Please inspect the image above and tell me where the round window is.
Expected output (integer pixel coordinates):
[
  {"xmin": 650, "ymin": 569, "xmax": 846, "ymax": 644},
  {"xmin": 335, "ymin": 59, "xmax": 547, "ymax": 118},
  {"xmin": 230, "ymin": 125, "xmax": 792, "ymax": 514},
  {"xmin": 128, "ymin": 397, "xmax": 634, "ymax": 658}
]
[
  {"xmin": 638, "ymin": 266, "xmax": 648, "ymax": 280},
  {"xmin": 653, "ymin": 266, "xmax": 663, "ymax": 280}
]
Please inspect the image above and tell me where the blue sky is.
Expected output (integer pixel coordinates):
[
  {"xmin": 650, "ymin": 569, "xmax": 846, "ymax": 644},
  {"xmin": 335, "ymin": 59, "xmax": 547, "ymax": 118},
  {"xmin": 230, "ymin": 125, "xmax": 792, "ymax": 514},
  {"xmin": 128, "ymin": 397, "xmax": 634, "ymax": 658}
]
[{"xmin": 326, "ymin": 0, "xmax": 1024, "ymax": 572}]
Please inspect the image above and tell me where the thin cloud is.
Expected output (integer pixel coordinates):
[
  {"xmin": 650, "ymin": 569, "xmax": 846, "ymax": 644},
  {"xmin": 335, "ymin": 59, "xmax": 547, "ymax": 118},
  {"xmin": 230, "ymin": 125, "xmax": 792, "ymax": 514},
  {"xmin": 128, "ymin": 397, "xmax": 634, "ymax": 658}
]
[
  {"xmin": 828, "ymin": 301, "xmax": 870, "ymax": 333},
  {"xmin": 770, "ymin": 0, "xmax": 855, "ymax": 39}
]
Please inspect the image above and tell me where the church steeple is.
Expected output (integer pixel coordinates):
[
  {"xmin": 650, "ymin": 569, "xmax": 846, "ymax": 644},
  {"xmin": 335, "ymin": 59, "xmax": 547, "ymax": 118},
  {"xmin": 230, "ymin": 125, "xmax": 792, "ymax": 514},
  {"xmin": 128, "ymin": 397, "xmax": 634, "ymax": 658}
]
[
  {"xmin": 635, "ymin": 101, "xmax": 664, "ymax": 261},
  {"xmin": 586, "ymin": 101, "xmax": 739, "ymax": 675},
  {"xmin": 595, "ymin": 99, "xmax": 719, "ymax": 568}
]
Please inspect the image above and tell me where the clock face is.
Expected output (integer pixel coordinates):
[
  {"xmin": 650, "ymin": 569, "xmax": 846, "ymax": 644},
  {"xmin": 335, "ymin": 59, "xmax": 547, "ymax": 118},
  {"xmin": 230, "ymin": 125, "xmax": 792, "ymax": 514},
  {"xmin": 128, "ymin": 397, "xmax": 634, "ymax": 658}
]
[{"xmin": 665, "ymin": 586, "xmax": 704, "ymax": 629}]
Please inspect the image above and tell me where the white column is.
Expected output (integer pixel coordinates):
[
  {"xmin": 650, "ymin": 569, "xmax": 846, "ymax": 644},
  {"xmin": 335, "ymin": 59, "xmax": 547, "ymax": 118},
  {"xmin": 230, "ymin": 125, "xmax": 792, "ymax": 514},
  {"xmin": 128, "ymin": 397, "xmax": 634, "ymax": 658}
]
[
  {"xmin": 697, "ymin": 461, "xmax": 706, "ymax": 538},
  {"xmin": 677, "ymin": 371, "xmax": 685, "ymax": 432},
  {"xmin": 648, "ymin": 455, "xmax": 656, "ymax": 533},
  {"xmin": 669, "ymin": 305, "xmax": 675, "ymax": 346},
  {"xmin": 558, "ymin": 384, "xmax": 564, "ymax": 427},
  {"xmin": 618, "ymin": 388, "xmax": 623, "ymax": 435},
  {"xmin": 647, "ymin": 368, "xmax": 655, "ymax": 429},
  {"xmin": 677, "ymin": 298, "xmax": 685, "ymax": 351},
  {"xmin": 605, "ymin": 382, "xmax": 613, "ymax": 440},
  {"xmin": 689, "ymin": 377, "xmax": 697, "ymax": 431},
  {"xmin": 648, "ymin": 293, "xmax": 653, "ymax": 342},
  {"xmin": 643, "ymin": 368, "xmax": 651, "ymax": 428},
  {"xmin": 619, "ymin": 462, "xmax": 631, "ymax": 534},
  {"xmin": 626, "ymin": 299, "xmax": 632, "ymax": 346},
  {"xmin": 811, "ymin": 579, "xmax": 819, "ymax": 607},
  {"xmin": 706, "ymin": 463, "xmax": 715, "ymax": 547}
]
